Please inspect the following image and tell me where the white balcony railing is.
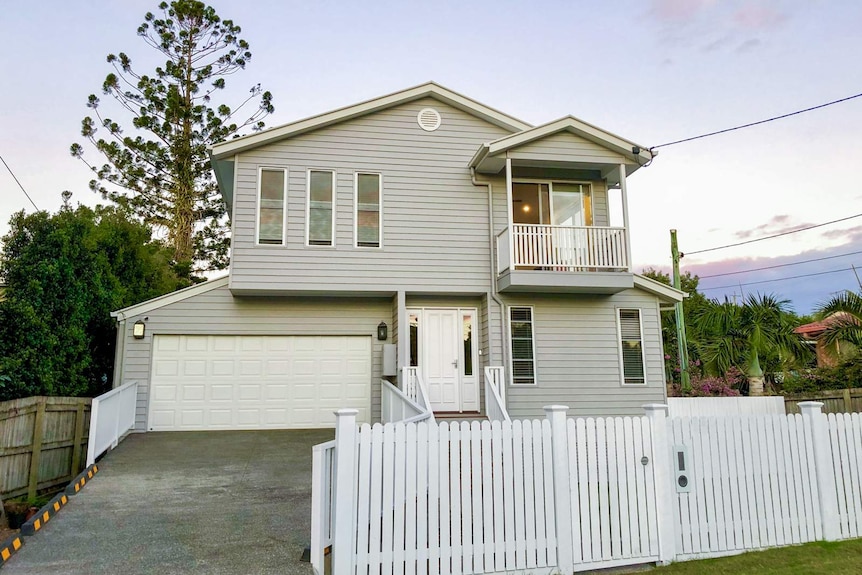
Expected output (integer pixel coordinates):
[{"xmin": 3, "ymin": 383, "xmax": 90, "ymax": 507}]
[{"xmin": 497, "ymin": 224, "xmax": 629, "ymax": 272}]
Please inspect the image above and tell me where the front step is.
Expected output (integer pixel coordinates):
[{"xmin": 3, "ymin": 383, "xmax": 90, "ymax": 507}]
[{"xmin": 432, "ymin": 411, "xmax": 487, "ymax": 422}]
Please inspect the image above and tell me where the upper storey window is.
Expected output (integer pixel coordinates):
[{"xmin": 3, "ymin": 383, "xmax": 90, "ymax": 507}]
[
  {"xmin": 307, "ymin": 170, "xmax": 335, "ymax": 246},
  {"xmin": 355, "ymin": 173, "xmax": 381, "ymax": 248},
  {"xmin": 258, "ymin": 168, "xmax": 287, "ymax": 245}
]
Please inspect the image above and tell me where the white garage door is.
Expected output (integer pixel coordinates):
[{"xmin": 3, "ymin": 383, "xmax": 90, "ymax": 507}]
[{"xmin": 148, "ymin": 335, "xmax": 371, "ymax": 431}]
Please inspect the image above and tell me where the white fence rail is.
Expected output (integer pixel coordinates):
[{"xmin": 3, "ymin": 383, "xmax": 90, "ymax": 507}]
[
  {"xmin": 86, "ymin": 380, "xmax": 138, "ymax": 466},
  {"xmin": 498, "ymin": 224, "xmax": 629, "ymax": 272},
  {"xmin": 382, "ymin": 380, "xmax": 430, "ymax": 424},
  {"xmin": 313, "ymin": 400, "xmax": 862, "ymax": 574},
  {"xmin": 667, "ymin": 397, "xmax": 786, "ymax": 418},
  {"xmin": 484, "ymin": 366, "xmax": 510, "ymax": 422}
]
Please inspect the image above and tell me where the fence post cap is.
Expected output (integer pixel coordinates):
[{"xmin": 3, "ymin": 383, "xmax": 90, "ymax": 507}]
[
  {"xmin": 334, "ymin": 408, "xmax": 360, "ymax": 417},
  {"xmin": 797, "ymin": 401, "xmax": 825, "ymax": 414},
  {"xmin": 543, "ymin": 405, "xmax": 570, "ymax": 413}
]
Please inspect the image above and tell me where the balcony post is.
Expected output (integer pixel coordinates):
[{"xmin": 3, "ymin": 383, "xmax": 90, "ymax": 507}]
[
  {"xmin": 506, "ymin": 157, "xmax": 515, "ymax": 271},
  {"xmin": 619, "ymin": 163, "xmax": 632, "ymax": 271}
]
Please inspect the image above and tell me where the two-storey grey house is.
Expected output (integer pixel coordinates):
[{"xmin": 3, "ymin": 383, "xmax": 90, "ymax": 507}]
[{"xmin": 111, "ymin": 83, "xmax": 683, "ymax": 432}]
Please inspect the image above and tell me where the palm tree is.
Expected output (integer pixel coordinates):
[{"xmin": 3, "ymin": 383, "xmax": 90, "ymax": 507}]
[
  {"xmin": 815, "ymin": 291, "xmax": 862, "ymax": 357},
  {"xmin": 694, "ymin": 293, "xmax": 809, "ymax": 394}
]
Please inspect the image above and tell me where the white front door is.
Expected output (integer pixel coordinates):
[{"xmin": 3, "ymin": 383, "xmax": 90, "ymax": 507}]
[{"xmin": 423, "ymin": 309, "xmax": 460, "ymax": 411}]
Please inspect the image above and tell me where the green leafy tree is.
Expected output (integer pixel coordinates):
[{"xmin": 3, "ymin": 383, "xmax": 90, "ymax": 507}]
[
  {"xmin": 0, "ymin": 205, "xmax": 186, "ymax": 400},
  {"xmin": 70, "ymin": 0, "xmax": 274, "ymax": 274}
]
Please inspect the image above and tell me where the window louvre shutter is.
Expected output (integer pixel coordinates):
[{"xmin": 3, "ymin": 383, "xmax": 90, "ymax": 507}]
[
  {"xmin": 510, "ymin": 307, "xmax": 536, "ymax": 385},
  {"xmin": 619, "ymin": 309, "xmax": 645, "ymax": 385}
]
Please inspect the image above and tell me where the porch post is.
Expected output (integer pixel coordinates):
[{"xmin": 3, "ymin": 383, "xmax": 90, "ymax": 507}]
[
  {"xmin": 397, "ymin": 290, "xmax": 407, "ymax": 388},
  {"xmin": 506, "ymin": 157, "xmax": 515, "ymax": 271},
  {"xmin": 619, "ymin": 163, "xmax": 632, "ymax": 271}
]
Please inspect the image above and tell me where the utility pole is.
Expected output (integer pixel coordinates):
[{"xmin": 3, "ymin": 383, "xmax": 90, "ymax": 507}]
[{"xmin": 671, "ymin": 230, "xmax": 691, "ymax": 393}]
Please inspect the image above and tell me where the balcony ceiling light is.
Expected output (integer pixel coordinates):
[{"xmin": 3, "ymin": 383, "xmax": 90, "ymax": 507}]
[{"xmin": 523, "ymin": 205, "xmax": 531, "ymax": 213}]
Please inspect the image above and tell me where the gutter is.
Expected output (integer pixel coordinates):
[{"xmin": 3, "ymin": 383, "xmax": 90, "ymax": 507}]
[{"xmin": 471, "ymin": 167, "xmax": 509, "ymax": 374}]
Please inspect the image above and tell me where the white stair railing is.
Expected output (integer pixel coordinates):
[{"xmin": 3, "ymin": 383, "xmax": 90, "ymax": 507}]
[
  {"xmin": 86, "ymin": 380, "xmax": 138, "ymax": 466},
  {"xmin": 396, "ymin": 367, "xmax": 436, "ymax": 423},
  {"xmin": 484, "ymin": 366, "xmax": 510, "ymax": 422}
]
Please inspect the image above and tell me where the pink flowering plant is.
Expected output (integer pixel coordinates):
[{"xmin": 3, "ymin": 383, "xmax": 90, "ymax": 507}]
[{"xmin": 668, "ymin": 364, "xmax": 743, "ymax": 397}]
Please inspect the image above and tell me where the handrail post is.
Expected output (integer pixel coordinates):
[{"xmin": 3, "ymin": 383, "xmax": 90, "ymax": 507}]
[
  {"xmin": 545, "ymin": 405, "xmax": 573, "ymax": 573},
  {"xmin": 799, "ymin": 401, "xmax": 840, "ymax": 541},
  {"xmin": 331, "ymin": 408, "xmax": 359, "ymax": 574},
  {"xmin": 644, "ymin": 403, "xmax": 676, "ymax": 564}
]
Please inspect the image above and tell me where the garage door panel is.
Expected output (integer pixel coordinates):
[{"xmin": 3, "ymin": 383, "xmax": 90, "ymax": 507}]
[{"xmin": 148, "ymin": 335, "xmax": 371, "ymax": 431}]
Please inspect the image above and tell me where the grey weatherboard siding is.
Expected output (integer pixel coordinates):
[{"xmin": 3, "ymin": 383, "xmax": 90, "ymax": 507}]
[
  {"xmin": 229, "ymin": 97, "xmax": 511, "ymax": 294},
  {"xmin": 115, "ymin": 87, "xmax": 673, "ymax": 429},
  {"xmin": 118, "ymin": 284, "xmax": 391, "ymax": 431}
]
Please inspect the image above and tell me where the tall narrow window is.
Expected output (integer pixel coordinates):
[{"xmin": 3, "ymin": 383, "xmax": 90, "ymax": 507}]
[
  {"xmin": 618, "ymin": 309, "xmax": 646, "ymax": 385},
  {"xmin": 510, "ymin": 307, "xmax": 536, "ymax": 385},
  {"xmin": 258, "ymin": 168, "xmax": 286, "ymax": 245},
  {"xmin": 307, "ymin": 170, "xmax": 334, "ymax": 246},
  {"xmin": 462, "ymin": 313, "xmax": 473, "ymax": 377},
  {"xmin": 355, "ymin": 173, "xmax": 381, "ymax": 247},
  {"xmin": 409, "ymin": 313, "xmax": 419, "ymax": 367}
]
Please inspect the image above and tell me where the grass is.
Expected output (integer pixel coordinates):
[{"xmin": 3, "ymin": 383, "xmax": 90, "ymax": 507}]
[{"xmin": 655, "ymin": 539, "xmax": 862, "ymax": 574}]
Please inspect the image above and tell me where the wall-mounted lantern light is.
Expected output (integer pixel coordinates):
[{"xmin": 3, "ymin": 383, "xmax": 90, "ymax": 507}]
[
  {"xmin": 377, "ymin": 322, "xmax": 388, "ymax": 341},
  {"xmin": 133, "ymin": 320, "xmax": 146, "ymax": 339}
]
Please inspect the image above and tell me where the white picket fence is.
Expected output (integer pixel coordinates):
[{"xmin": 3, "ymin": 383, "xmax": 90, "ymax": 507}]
[
  {"xmin": 667, "ymin": 396, "xmax": 786, "ymax": 417},
  {"xmin": 312, "ymin": 401, "xmax": 862, "ymax": 575}
]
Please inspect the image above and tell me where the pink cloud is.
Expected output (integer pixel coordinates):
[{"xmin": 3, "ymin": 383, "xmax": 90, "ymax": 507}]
[
  {"xmin": 650, "ymin": 0, "xmax": 714, "ymax": 22},
  {"xmin": 733, "ymin": 5, "xmax": 788, "ymax": 29}
]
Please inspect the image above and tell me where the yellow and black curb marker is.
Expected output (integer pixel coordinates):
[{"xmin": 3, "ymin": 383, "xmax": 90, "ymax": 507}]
[
  {"xmin": 21, "ymin": 492, "xmax": 70, "ymax": 537},
  {"xmin": 0, "ymin": 533, "xmax": 24, "ymax": 565},
  {"xmin": 64, "ymin": 463, "xmax": 99, "ymax": 497}
]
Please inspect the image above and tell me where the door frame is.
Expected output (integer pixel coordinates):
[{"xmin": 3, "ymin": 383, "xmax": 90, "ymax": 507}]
[{"xmin": 406, "ymin": 307, "xmax": 480, "ymax": 412}]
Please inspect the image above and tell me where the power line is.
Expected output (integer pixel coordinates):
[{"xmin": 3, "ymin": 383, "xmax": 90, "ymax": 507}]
[
  {"xmin": 652, "ymin": 91, "xmax": 862, "ymax": 149},
  {"xmin": 686, "ymin": 212, "xmax": 862, "ymax": 256},
  {"xmin": 700, "ymin": 266, "xmax": 855, "ymax": 292},
  {"xmin": 0, "ymin": 154, "xmax": 39, "ymax": 211},
  {"xmin": 698, "ymin": 249, "xmax": 862, "ymax": 279}
]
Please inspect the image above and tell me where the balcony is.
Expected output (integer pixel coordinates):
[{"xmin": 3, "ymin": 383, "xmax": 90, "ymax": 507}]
[{"xmin": 496, "ymin": 224, "xmax": 633, "ymax": 294}]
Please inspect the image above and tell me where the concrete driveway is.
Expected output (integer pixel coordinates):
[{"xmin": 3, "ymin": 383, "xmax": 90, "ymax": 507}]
[{"xmin": 3, "ymin": 429, "xmax": 334, "ymax": 575}]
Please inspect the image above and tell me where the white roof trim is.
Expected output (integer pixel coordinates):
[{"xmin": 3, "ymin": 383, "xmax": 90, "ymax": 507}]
[
  {"xmin": 211, "ymin": 82, "xmax": 532, "ymax": 159},
  {"xmin": 470, "ymin": 116, "xmax": 653, "ymax": 167},
  {"xmin": 633, "ymin": 274, "xmax": 685, "ymax": 303},
  {"xmin": 111, "ymin": 276, "xmax": 229, "ymax": 319}
]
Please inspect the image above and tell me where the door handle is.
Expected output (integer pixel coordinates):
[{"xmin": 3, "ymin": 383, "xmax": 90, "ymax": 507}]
[{"xmin": 452, "ymin": 359, "xmax": 458, "ymax": 368}]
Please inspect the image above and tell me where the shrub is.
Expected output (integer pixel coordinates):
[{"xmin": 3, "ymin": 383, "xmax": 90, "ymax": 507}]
[{"xmin": 669, "ymin": 366, "xmax": 743, "ymax": 397}]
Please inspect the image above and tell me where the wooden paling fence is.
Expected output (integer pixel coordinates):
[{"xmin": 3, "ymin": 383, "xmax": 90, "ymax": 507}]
[
  {"xmin": 313, "ymin": 401, "xmax": 862, "ymax": 575},
  {"xmin": 0, "ymin": 396, "xmax": 91, "ymax": 499},
  {"xmin": 785, "ymin": 387, "xmax": 862, "ymax": 414}
]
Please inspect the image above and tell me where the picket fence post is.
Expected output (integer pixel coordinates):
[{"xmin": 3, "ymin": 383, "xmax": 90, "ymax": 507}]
[
  {"xmin": 545, "ymin": 405, "xmax": 574, "ymax": 574},
  {"xmin": 799, "ymin": 401, "xmax": 840, "ymax": 541},
  {"xmin": 331, "ymin": 408, "xmax": 359, "ymax": 574},
  {"xmin": 643, "ymin": 404, "xmax": 676, "ymax": 565}
]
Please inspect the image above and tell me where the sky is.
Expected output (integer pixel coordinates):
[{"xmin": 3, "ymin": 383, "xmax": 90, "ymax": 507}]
[{"xmin": 2, "ymin": 0, "xmax": 862, "ymax": 314}]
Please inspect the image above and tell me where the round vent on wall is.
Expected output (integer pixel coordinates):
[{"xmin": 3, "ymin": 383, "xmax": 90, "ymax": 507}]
[{"xmin": 417, "ymin": 108, "xmax": 442, "ymax": 132}]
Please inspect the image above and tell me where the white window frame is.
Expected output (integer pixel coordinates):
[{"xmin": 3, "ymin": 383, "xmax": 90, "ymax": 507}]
[
  {"xmin": 354, "ymin": 172, "xmax": 383, "ymax": 248},
  {"xmin": 617, "ymin": 307, "xmax": 647, "ymax": 386},
  {"xmin": 508, "ymin": 306, "xmax": 537, "ymax": 386},
  {"xmin": 511, "ymin": 179, "xmax": 593, "ymax": 226},
  {"xmin": 255, "ymin": 166, "xmax": 288, "ymax": 246},
  {"xmin": 305, "ymin": 169, "xmax": 336, "ymax": 247}
]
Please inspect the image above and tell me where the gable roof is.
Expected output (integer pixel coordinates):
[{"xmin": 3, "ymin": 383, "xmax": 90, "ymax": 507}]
[
  {"xmin": 469, "ymin": 115, "xmax": 654, "ymax": 172},
  {"xmin": 210, "ymin": 82, "xmax": 532, "ymax": 160},
  {"xmin": 111, "ymin": 276, "xmax": 229, "ymax": 320}
]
